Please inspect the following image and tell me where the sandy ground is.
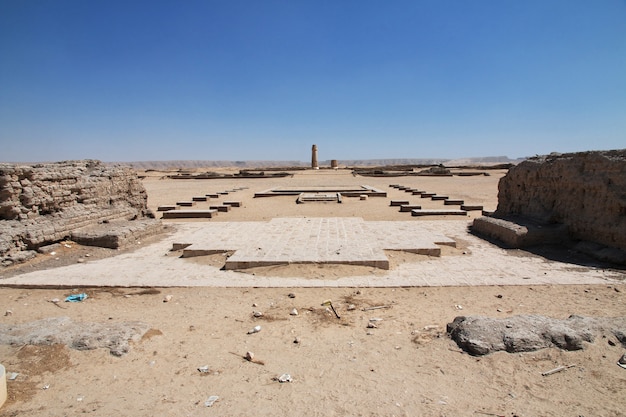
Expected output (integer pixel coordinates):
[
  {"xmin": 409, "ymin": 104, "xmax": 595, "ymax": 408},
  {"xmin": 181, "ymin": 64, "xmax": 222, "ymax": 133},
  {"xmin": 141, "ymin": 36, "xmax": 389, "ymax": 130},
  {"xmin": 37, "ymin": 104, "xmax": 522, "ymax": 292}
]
[{"xmin": 1, "ymin": 167, "xmax": 625, "ymax": 416}]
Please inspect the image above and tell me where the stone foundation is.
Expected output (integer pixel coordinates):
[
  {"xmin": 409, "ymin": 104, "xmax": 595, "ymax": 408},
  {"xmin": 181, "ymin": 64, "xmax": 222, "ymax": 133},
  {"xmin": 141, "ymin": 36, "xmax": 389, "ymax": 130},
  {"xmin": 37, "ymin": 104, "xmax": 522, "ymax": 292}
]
[
  {"xmin": 0, "ymin": 160, "xmax": 160, "ymax": 264},
  {"xmin": 471, "ymin": 150, "xmax": 626, "ymax": 263}
]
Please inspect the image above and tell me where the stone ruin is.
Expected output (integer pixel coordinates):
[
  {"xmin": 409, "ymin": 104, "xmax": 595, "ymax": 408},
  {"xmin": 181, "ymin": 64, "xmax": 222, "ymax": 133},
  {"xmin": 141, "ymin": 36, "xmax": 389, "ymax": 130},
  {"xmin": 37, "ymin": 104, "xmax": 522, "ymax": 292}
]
[
  {"xmin": 472, "ymin": 149, "xmax": 626, "ymax": 264},
  {"xmin": 0, "ymin": 160, "xmax": 162, "ymax": 266}
]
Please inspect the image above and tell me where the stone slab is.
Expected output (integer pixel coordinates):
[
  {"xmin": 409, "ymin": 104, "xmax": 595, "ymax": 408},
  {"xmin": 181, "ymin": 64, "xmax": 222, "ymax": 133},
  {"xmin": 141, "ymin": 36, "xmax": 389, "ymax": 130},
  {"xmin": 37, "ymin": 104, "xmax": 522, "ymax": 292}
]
[
  {"xmin": 390, "ymin": 200, "xmax": 410, "ymax": 206},
  {"xmin": 210, "ymin": 205, "xmax": 231, "ymax": 212},
  {"xmin": 192, "ymin": 196, "xmax": 207, "ymax": 202},
  {"xmin": 462, "ymin": 205, "xmax": 484, "ymax": 211},
  {"xmin": 206, "ymin": 194, "xmax": 219, "ymax": 198},
  {"xmin": 399, "ymin": 205, "xmax": 422, "ymax": 212},
  {"xmin": 444, "ymin": 200, "xmax": 464, "ymax": 205},
  {"xmin": 223, "ymin": 201, "xmax": 242, "ymax": 207},
  {"xmin": 412, "ymin": 190, "xmax": 425, "ymax": 195},
  {"xmin": 173, "ymin": 218, "xmax": 457, "ymax": 270},
  {"xmin": 431, "ymin": 195, "xmax": 448, "ymax": 200},
  {"xmin": 157, "ymin": 205, "xmax": 177, "ymax": 211},
  {"xmin": 412, "ymin": 209, "xmax": 467, "ymax": 216},
  {"xmin": 420, "ymin": 193, "xmax": 436, "ymax": 198},
  {"xmin": 176, "ymin": 201, "xmax": 194, "ymax": 207},
  {"xmin": 163, "ymin": 210, "xmax": 218, "ymax": 219}
]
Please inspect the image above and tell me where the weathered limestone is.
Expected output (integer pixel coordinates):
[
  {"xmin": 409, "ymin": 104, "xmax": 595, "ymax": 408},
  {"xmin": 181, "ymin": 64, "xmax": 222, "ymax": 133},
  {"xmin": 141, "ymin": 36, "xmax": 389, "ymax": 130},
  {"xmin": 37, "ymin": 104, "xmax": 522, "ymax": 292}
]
[
  {"xmin": 412, "ymin": 209, "xmax": 467, "ymax": 216},
  {"xmin": 399, "ymin": 205, "xmax": 422, "ymax": 212},
  {"xmin": 390, "ymin": 200, "xmax": 410, "ymax": 206},
  {"xmin": 162, "ymin": 209, "xmax": 218, "ymax": 219},
  {"xmin": 0, "ymin": 160, "xmax": 159, "ymax": 264},
  {"xmin": 472, "ymin": 150, "xmax": 626, "ymax": 263}
]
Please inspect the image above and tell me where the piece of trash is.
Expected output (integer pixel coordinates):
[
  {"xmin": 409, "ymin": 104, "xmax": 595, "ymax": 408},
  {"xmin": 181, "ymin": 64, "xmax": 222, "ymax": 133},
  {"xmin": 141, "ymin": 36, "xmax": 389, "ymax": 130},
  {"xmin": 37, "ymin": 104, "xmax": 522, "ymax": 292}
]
[
  {"xmin": 423, "ymin": 325, "xmax": 439, "ymax": 331},
  {"xmin": 204, "ymin": 395, "xmax": 219, "ymax": 407},
  {"xmin": 197, "ymin": 365, "xmax": 210, "ymax": 373},
  {"xmin": 369, "ymin": 318, "xmax": 383, "ymax": 322},
  {"xmin": 253, "ymin": 311, "xmax": 263, "ymax": 318},
  {"xmin": 5, "ymin": 310, "xmax": 12, "ymax": 316},
  {"xmin": 288, "ymin": 293, "xmax": 296, "ymax": 298},
  {"xmin": 276, "ymin": 373, "xmax": 292, "ymax": 383},
  {"xmin": 163, "ymin": 295, "xmax": 173, "ymax": 303},
  {"xmin": 42, "ymin": 384, "xmax": 50, "ymax": 390},
  {"xmin": 541, "ymin": 364, "xmax": 575, "ymax": 376},
  {"xmin": 51, "ymin": 298, "xmax": 60, "ymax": 304},
  {"xmin": 8, "ymin": 372, "xmax": 19, "ymax": 381},
  {"xmin": 290, "ymin": 308, "xmax": 298, "ymax": 316},
  {"xmin": 293, "ymin": 337, "xmax": 301, "ymax": 344},
  {"xmin": 49, "ymin": 251, "xmax": 56, "ymax": 256},
  {"xmin": 367, "ymin": 322, "xmax": 377, "ymax": 329},
  {"xmin": 65, "ymin": 293, "xmax": 87, "ymax": 302},
  {"xmin": 347, "ymin": 304, "xmax": 356, "ymax": 311},
  {"xmin": 63, "ymin": 243, "xmax": 71, "ymax": 248},
  {"xmin": 320, "ymin": 300, "xmax": 340, "ymax": 319},
  {"xmin": 618, "ymin": 353, "xmax": 626, "ymax": 369},
  {"xmin": 245, "ymin": 351, "xmax": 254, "ymax": 361},
  {"xmin": 454, "ymin": 304, "xmax": 463, "ymax": 310},
  {"xmin": 248, "ymin": 325, "xmax": 261, "ymax": 334}
]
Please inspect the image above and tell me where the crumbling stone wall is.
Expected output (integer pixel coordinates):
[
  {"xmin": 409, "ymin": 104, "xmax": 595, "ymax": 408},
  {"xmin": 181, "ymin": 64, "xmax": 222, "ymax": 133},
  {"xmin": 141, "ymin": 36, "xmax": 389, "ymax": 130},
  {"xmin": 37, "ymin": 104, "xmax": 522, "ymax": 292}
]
[
  {"xmin": 0, "ymin": 160, "xmax": 155, "ymax": 260},
  {"xmin": 495, "ymin": 150, "xmax": 626, "ymax": 251}
]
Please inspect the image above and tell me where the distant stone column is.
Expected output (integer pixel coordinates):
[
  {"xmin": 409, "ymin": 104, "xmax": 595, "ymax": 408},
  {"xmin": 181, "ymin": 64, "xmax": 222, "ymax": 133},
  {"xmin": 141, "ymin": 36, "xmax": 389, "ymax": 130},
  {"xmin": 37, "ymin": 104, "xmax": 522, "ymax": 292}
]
[
  {"xmin": 311, "ymin": 144, "xmax": 319, "ymax": 169},
  {"xmin": 331, "ymin": 159, "xmax": 338, "ymax": 169}
]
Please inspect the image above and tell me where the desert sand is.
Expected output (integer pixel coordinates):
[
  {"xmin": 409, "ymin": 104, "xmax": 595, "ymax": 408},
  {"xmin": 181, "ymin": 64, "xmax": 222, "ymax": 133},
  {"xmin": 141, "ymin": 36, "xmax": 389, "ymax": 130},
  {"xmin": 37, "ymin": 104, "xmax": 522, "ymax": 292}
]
[{"xmin": 1, "ymin": 167, "xmax": 625, "ymax": 417}]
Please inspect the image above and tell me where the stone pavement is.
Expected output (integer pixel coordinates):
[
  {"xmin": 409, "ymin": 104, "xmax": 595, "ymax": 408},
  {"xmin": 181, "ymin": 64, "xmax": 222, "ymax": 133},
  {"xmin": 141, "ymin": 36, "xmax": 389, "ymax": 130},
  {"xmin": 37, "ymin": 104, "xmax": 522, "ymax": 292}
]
[
  {"xmin": 0, "ymin": 219, "xmax": 623, "ymax": 288},
  {"xmin": 175, "ymin": 217, "xmax": 455, "ymax": 269}
]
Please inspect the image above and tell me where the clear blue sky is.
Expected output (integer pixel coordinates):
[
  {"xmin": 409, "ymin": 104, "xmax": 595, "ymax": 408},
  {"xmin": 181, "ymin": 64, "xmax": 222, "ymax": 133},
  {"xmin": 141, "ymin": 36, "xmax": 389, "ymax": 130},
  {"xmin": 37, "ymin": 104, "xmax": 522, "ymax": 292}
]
[{"xmin": 1, "ymin": 1, "xmax": 625, "ymax": 163}]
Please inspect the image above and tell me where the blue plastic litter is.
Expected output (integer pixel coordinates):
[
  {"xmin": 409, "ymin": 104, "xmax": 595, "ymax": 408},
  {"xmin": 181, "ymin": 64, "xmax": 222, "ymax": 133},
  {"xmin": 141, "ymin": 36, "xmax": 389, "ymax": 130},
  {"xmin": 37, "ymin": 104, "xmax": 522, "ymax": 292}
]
[{"xmin": 65, "ymin": 293, "xmax": 88, "ymax": 302}]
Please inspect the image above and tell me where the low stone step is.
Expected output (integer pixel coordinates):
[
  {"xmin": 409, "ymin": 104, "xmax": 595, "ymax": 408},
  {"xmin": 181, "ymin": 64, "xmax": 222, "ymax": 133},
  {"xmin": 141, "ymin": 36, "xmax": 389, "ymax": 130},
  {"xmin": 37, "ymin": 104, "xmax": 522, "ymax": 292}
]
[
  {"xmin": 210, "ymin": 205, "xmax": 231, "ymax": 212},
  {"xmin": 461, "ymin": 205, "xmax": 484, "ymax": 211},
  {"xmin": 399, "ymin": 205, "xmax": 422, "ymax": 212},
  {"xmin": 157, "ymin": 205, "xmax": 177, "ymax": 211},
  {"xmin": 162, "ymin": 209, "xmax": 218, "ymax": 219},
  {"xmin": 176, "ymin": 201, "xmax": 194, "ymax": 207},
  {"xmin": 390, "ymin": 200, "xmax": 410, "ymax": 206},
  {"xmin": 192, "ymin": 196, "xmax": 207, "ymax": 202},
  {"xmin": 411, "ymin": 209, "xmax": 467, "ymax": 216},
  {"xmin": 444, "ymin": 199, "xmax": 464, "ymax": 205},
  {"xmin": 412, "ymin": 190, "xmax": 425, "ymax": 195},
  {"xmin": 223, "ymin": 201, "xmax": 242, "ymax": 207},
  {"xmin": 420, "ymin": 193, "xmax": 435, "ymax": 198},
  {"xmin": 431, "ymin": 195, "xmax": 448, "ymax": 200},
  {"xmin": 206, "ymin": 193, "xmax": 219, "ymax": 198}
]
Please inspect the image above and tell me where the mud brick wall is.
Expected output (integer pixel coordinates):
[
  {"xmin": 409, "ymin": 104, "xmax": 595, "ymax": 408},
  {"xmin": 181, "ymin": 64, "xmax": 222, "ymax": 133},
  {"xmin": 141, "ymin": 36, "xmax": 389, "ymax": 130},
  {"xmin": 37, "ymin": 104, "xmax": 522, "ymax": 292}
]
[
  {"xmin": 495, "ymin": 150, "xmax": 626, "ymax": 251},
  {"xmin": 0, "ymin": 160, "xmax": 151, "ymax": 256}
]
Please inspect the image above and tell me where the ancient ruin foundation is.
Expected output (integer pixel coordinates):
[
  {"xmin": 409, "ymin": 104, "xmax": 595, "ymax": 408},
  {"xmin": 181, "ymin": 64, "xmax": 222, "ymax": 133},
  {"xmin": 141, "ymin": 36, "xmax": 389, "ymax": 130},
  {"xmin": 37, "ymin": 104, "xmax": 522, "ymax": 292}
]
[
  {"xmin": 472, "ymin": 150, "xmax": 626, "ymax": 263},
  {"xmin": 0, "ymin": 160, "xmax": 161, "ymax": 265}
]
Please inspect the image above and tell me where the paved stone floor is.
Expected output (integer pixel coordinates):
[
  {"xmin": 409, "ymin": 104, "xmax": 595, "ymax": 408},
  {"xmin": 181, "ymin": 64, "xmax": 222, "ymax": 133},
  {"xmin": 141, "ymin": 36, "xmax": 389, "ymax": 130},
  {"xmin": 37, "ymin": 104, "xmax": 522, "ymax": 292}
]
[
  {"xmin": 1, "ymin": 219, "xmax": 624, "ymax": 288},
  {"xmin": 176, "ymin": 217, "xmax": 455, "ymax": 269}
]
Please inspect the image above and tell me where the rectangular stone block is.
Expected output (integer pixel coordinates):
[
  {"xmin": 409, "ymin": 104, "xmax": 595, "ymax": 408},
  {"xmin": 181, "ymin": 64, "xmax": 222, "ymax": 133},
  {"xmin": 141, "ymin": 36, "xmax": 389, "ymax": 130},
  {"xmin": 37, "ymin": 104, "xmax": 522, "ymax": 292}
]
[
  {"xmin": 411, "ymin": 209, "xmax": 467, "ymax": 216},
  {"xmin": 461, "ymin": 205, "xmax": 484, "ymax": 211},
  {"xmin": 390, "ymin": 200, "xmax": 410, "ymax": 206},
  {"xmin": 399, "ymin": 205, "xmax": 422, "ymax": 212},
  {"xmin": 162, "ymin": 209, "xmax": 217, "ymax": 219},
  {"xmin": 192, "ymin": 196, "xmax": 207, "ymax": 202},
  {"xmin": 210, "ymin": 205, "xmax": 231, "ymax": 212},
  {"xmin": 157, "ymin": 205, "xmax": 177, "ymax": 211},
  {"xmin": 420, "ymin": 193, "xmax": 435, "ymax": 198},
  {"xmin": 176, "ymin": 201, "xmax": 194, "ymax": 207},
  {"xmin": 444, "ymin": 200, "xmax": 464, "ymax": 205},
  {"xmin": 431, "ymin": 195, "xmax": 448, "ymax": 200},
  {"xmin": 223, "ymin": 201, "xmax": 242, "ymax": 207},
  {"xmin": 206, "ymin": 194, "xmax": 219, "ymax": 198}
]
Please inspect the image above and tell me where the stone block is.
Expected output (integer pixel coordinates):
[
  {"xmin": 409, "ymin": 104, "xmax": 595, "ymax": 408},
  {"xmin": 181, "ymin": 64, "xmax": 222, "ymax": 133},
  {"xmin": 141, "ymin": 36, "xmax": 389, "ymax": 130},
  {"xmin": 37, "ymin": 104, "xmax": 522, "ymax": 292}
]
[
  {"xmin": 399, "ymin": 205, "xmax": 422, "ymax": 212},
  {"xmin": 411, "ymin": 209, "xmax": 467, "ymax": 216},
  {"xmin": 162, "ymin": 210, "xmax": 218, "ymax": 219},
  {"xmin": 461, "ymin": 205, "xmax": 483, "ymax": 211},
  {"xmin": 390, "ymin": 200, "xmax": 410, "ymax": 206}
]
